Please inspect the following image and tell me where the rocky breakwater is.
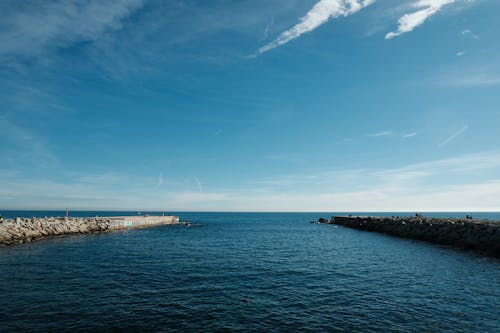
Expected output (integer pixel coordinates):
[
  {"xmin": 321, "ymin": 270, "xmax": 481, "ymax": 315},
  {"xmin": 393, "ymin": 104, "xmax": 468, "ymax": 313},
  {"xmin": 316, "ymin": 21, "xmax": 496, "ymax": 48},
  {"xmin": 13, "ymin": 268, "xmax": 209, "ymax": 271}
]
[
  {"xmin": 0, "ymin": 215, "xmax": 180, "ymax": 247},
  {"xmin": 326, "ymin": 216, "xmax": 500, "ymax": 257}
]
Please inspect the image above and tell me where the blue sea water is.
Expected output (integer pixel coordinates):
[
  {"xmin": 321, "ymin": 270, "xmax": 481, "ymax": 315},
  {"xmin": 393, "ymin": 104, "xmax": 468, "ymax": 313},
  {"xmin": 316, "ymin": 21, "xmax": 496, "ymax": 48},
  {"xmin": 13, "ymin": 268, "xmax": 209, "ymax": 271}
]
[{"xmin": 0, "ymin": 211, "xmax": 499, "ymax": 332}]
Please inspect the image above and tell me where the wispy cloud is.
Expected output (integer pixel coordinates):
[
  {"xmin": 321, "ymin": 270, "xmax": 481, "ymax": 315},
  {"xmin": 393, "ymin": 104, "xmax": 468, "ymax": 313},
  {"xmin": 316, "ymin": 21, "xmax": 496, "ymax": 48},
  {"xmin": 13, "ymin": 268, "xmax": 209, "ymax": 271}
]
[
  {"xmin": 448, "ymin": 74, "xmax": 500, "ymax": 87},
  {"xmin": 266, "ymin": 154, "xmax": 304, "ymax": 163},
  {"xmin": 157, "ymin": 172, "xmax": 164, "ymax": 187},
  {"xmin": 461, "ymin": 28, "xmax": 479, "ymax": 40},
  {"xmin": 403, "ymin": 132, "xmax": 417, "ymax": 138},
  {"xmin": 194, "ymin": 177, "xmax": 203, "ymax": 193},
  {"xmin": 438, "ymin": 125, "xmax": 469, "ymax": 147},
  {"xmin": 3, "ymin": 151, "xmax": 500, "ymax": 211},
  {"xmin": 367, "ymin": 130, "xmax": 418, "ymax": 138},
  {"xmin": 368, "ymin": 130, "xmax": 393, "ymax": 137},
  {"xmin": 256, "ymin": 151, "xmax": 500, "ymax": 195},
  {"xmin": 0, "ymin": 117, "xmax": 58, "ymax": 168},
  {"xmin": 456, "ymin": 50, "xmax": 466, "ymax": 57},
  {"xmin": 79, "ymin": 172, "xmax": 124, "ymax": 185},
  {"xmin": 0, "ymin": 0, "xmax": 144, "ymax": 58},
  {"xmin": 336, "ymin": 138, "xmax": 353, "ymax": 144},
  {"xmin": 245, "ymin": 151, "xmax": 500, "ymax": 211},
  {"xmin": 261, "ymin": 17, "xmax": 275, "ymax": 41},
  {"xmin": 258, "ymin": 0, "xmax": 374, "ymax": 55},
  {"xmin": 385, "ymin": 0, "xmax": 456, "ymax": 39}
]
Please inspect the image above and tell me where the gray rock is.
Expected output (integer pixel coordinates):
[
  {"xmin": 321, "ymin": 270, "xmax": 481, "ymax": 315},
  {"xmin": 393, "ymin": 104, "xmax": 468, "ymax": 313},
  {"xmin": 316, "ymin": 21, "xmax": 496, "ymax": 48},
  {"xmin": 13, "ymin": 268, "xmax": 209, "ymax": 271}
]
[{"xmin": 330, "ymin": 215, "xmax": 500, "ymax": 257}]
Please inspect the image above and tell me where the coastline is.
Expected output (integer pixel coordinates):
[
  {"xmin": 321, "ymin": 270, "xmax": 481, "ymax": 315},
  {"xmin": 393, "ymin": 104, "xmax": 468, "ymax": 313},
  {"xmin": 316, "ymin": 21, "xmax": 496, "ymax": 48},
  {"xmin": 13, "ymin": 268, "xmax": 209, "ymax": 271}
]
[{"xmin": 0, "ymin": 215, "xmax": 180, "ymax": 247}]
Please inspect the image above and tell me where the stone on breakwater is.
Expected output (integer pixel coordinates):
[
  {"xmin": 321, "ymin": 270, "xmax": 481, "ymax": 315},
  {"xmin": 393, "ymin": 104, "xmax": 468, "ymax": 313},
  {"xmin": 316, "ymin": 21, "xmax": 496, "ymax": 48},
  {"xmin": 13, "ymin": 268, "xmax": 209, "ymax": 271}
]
[
  {"xmin": 0, "ymin": 215, "xmax": 179, "ymax": 247},
  {"xmin": 325, "ymin": 216, "xmax": 500, "ymax": 257}
]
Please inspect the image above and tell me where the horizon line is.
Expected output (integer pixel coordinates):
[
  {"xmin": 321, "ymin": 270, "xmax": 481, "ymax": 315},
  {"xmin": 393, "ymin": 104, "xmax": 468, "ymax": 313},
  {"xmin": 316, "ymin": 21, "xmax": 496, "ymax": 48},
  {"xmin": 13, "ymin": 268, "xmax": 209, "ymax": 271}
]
[{"xmin": 2, "ymin": 209, "xmax": 499, "ymax": 213}]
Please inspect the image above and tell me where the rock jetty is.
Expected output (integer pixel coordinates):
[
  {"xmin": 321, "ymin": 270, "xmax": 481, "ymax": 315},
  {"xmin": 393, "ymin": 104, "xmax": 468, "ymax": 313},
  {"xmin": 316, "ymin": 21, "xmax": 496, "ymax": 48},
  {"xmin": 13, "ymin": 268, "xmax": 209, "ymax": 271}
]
[
  {"xmin": 322, "ymin": 216, "xmax": 500, "ymax": 257},
  {"xmin": 0, "ymin": 215, "xmax": 179, "ymax": 247}
]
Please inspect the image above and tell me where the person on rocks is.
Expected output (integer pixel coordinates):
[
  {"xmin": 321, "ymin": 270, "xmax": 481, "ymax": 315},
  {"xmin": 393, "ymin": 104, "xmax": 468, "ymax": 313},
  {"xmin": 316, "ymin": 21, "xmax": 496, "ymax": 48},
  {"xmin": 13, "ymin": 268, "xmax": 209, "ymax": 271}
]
[{"xmin": 0, "ymin": 213, "xmax": 3, "ymax": 223}]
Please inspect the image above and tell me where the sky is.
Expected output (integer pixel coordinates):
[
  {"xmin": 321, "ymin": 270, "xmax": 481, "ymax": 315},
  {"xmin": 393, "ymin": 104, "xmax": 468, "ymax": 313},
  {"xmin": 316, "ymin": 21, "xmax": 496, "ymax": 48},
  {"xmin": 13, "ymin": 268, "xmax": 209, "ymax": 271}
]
[{"xmin": 1, "ymin": 0, "xmax": 499, "ymax": 212}]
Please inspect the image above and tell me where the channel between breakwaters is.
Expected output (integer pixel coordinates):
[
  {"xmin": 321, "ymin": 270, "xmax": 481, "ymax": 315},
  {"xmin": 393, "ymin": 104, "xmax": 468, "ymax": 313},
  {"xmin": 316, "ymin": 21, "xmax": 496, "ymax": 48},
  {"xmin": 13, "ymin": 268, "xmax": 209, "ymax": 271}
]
[
  {"xmin": 321, "ymin": 216, "xmax": 500, "ymax": 257},
  {"xmin": 0, "ymin": 215, "xmax": 180, "ymax": 246}
]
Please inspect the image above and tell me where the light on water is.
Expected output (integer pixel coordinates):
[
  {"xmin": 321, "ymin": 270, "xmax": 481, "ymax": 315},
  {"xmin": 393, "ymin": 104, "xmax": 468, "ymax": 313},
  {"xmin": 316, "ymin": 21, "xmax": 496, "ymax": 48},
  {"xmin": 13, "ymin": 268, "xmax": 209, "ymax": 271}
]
[{"xmin": 0, "ymin": 212, "xmax": 499, "ymax": 332}]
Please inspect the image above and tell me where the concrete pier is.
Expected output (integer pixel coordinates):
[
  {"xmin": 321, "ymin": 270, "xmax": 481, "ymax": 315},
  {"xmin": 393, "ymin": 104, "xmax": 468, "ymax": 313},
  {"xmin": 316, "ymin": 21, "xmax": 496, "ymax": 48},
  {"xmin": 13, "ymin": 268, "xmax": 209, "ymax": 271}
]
[
  {"xmin": 0, "ymin": 215, "xmax": 180, "ymax": 246},
  {"xmin": 107, "ymin": 215, "xmax": 180, "ymax": 229},
  {"xmin": 323, "ymin": 216, "xmax": 500, "ymax": 257}
]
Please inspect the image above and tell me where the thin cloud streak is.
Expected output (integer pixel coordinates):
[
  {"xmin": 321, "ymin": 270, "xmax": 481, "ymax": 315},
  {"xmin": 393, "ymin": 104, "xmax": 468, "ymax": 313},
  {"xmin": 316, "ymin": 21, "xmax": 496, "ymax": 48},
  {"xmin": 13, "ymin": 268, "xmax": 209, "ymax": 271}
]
[
  {"xmin": 258, "ymin": 0, "xmax": 374, "ymax": 55},
  {"xmin": 461, "ymin": 28, "xmax": 479, "ymax": 40},
  {"xmin": 403, "ymin": 132, "xmax": 417, "ymax": 138},
  {"xmin": 438, "ymin": 125, "xmax": 469, "ymax": 147},
  {"xmin": 448, "ymin": 74, "xmax": 500, "ymax": 87},
  {"xmin": 368, "ymin": 130, "xmax": 393, "ymax": 137},
  {"xmin": 194, "ymin": 177, "xmax": 203, "ymax": 193},
  {"xmin": 367, "ymin": 131, "xmax": 418, "ymax": 138},
  {"xmin": 385, "ymin": 0, "xmax": 455, "ymax": 39},
  {"xmin": 157, "ymin": 172, "xmax": 164, "ymax": 187}
]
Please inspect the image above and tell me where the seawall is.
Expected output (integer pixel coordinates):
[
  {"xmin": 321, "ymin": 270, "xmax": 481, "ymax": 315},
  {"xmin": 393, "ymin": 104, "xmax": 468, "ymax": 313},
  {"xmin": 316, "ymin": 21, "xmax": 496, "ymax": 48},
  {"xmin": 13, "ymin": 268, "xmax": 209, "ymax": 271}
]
[
  {"xmin": 0, "ymin": 215, "xmax": 180, "ymax": 246},
  {"xmin": 326, "ymin": 216, "xmax": 500, "ymax": 257}
]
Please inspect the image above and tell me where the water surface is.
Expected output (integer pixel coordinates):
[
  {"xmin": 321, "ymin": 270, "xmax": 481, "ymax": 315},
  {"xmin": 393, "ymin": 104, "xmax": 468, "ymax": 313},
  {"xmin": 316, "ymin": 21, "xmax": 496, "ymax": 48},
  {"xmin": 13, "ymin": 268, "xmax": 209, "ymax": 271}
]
[{"xmin": 0, "ymin": 212, "xmax": 499, "ymax": 332}]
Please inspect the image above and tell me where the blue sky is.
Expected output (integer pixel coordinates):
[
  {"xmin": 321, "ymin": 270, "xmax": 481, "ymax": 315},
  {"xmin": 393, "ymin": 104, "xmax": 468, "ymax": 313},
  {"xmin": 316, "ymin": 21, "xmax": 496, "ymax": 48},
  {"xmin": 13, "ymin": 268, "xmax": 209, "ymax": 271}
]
[{"xmin": 1, "ymin": 0, "xmax": 499, "ymax": 211}]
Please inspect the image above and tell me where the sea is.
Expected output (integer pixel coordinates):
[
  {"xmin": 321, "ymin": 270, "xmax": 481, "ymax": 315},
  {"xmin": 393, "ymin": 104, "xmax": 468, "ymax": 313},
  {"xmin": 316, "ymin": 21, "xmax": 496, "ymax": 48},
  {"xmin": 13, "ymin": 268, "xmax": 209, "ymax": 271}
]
[{"xmin": 0, "ymin": 211, "xmax": 499, "ymax": 332}]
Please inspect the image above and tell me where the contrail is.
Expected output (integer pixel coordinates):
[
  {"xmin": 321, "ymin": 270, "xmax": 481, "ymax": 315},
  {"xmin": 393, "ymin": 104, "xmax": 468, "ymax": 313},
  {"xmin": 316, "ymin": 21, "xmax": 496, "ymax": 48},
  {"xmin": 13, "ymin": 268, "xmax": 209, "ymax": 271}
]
[{"xmin": 439, "ymin": 125, "xmax": 469, "ymax": 148}]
